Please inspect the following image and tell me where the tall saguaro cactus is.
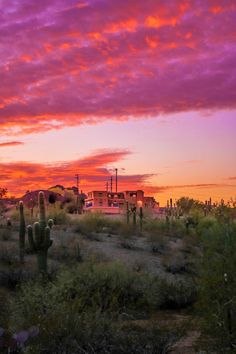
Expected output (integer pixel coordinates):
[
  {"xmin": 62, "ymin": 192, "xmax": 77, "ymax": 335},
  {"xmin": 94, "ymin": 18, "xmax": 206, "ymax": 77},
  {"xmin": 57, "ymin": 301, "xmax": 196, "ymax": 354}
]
[
  {"xmin": 19, "ymin": 201, "xmax": 25, "ymax": 263},
  {"xmin": 126, "ymin": 202, "xmax": 130, "ymax": 224},
  {"xmin": 28, "ymin": 198, "xmax": 34, "ymax": 221},
  {"xmin": 131, "ymin": 206, "xmax": 136, "ymax": 227},
  {"xmin": 27, "ymin": 191, "xmax": 53, "ymax": 273},
  {"xmin": 139, "ymin": 207, "xmax": 143, "ymax": 230}
]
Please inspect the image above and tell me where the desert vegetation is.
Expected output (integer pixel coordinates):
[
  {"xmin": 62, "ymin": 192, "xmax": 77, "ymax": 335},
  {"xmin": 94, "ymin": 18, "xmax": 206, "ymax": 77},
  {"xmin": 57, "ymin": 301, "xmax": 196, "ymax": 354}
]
[{"xmin": 0, "ymin": 191, "xmax": 235, "ymax": 353}]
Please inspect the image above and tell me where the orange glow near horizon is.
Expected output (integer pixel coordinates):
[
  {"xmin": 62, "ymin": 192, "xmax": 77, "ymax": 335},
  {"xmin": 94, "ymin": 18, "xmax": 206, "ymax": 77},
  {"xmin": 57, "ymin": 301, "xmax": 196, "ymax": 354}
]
[{"xmin": 0, "ymin": 0, "xmax": 235, "ymax": 205}]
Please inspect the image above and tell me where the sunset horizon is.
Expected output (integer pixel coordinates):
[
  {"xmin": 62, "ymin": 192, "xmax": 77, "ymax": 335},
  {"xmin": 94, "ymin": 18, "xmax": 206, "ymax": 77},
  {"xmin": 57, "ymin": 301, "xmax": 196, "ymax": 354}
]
[{"xmin": 0, "ymin": 0, "xmax": 235, "ymax": 205}]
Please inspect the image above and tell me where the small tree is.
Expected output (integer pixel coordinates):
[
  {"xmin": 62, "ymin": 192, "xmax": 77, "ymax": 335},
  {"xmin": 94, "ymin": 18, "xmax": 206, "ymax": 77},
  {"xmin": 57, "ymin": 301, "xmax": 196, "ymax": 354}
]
[
  {"xmin": 48, "ymin": 193, "xmax": 57, "ymax": 205},
  {"xmin": 176, "ymin": 197, "xmax": 203, "ymax": 215},
  {"xmin": 0, "ymin": 187, "xmax": 7, "ymax": 199},
  {"xmin": 0, "ymin": 187, "xmax": 7, "ymax": 215}
]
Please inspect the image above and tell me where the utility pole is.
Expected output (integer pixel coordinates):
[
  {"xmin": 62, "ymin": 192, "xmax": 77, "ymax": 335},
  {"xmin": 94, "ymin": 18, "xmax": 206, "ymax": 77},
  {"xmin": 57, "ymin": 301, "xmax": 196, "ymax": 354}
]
[
  {"xmin": 105, "ymin": 181, "xmax": 109, "ymax": 193},
  {"xmin": 115, "ymin": 168, "xmax": 118, "ymax": 193},
  {"xmin": 110, "ymin": 176, "xmax": 113, "ymax": 193},
  {"xmin": 75, "ymin": 174, "xmax": 79, "ymax": 214}
]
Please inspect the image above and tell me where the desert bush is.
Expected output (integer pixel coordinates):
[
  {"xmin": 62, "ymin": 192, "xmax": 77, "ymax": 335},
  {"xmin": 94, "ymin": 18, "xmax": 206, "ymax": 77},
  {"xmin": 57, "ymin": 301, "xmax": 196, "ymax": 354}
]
[
  {"xmin": 197, "ymin": 216, "xmax": 217, "ymax": 236},
  {"xmin": 196, "ymin": 220, "xmax": 236, "ymax": 351},
  {"xmin": 176, "ymin": 197, "xmax": 203, "ymax": 215},
  {"xmin": 10, "ymin": 262, "xmax": 185, "ymax": 353},
  {"xmin": 47, "ymin": 204, "xmax": 70, "ymax": 225},
  {"xmin": 11, "ymin": 261, "xmax": 196, "ymax": 327},
  {"xmin": 49, "ymin": 243, "xmax": 82, "ymax": 263},
  {"xmin": 74, "ymin": 212, "xmax": 112, "ymax": 235},
  {"xmin": 10, "ymin": 312, "xmax": 182, "ymax": 354},
  {"xmin": 11, "ymin": 206, "xmax": 37, "ymax": 224},
  {"xmin": 144, "ymin": 219, "xmax": 169, "ymax": 236},
  {"xmin": 11, "ymin": 263, "xmax": 158, "ymax": 329},
  {"xmin": 0, "ymin": 288, "xmax": 10, "ymax": 328},
  {"xmin": 168, "ymin": 219, "xmax": 186, "ymax": 238},
  {"xmin": 0, "ymin": 244, "xmax": 18, "ymax": 265},
  {"xmin": 0, "ymin": 227, "xmax": 12, "ymax": 241},
  {"xmin": 158, "ymin": 277, "xmax": 197, "ymax": 310},
  {"xmin": 147, "ymin": 233, "xmax": 168, "ymax": 254},
  {"xmin": 0, "ymin": 269, "xmax": 35, "ymax": 290},
  {"xmin": 75, "ymin": 213, "xmax": 127, "ymax": 238},
  {"xmin": 49, "ymin": 233, "xmax": 82, "ymax": 263},
  {"xmin": 118, "ymin": 224, "xmax": 136, "ymax": 249},
  {"xmin": 52, "ymin": 262, "xmax": 155, "ymax": 314},
  {"xmin": 132, "ymin": 259, "xmax": 147, "ymax": 273},
  {"xmin": 161, "ymin": 252, "xmax": 188, "ymax": 275}
]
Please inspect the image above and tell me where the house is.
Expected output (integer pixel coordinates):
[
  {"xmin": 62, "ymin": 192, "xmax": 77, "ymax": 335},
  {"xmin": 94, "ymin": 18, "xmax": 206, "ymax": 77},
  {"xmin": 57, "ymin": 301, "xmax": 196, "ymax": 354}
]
[{"xmin": 84, "ymin": 190, "xmax": 158, "ymax": 214}]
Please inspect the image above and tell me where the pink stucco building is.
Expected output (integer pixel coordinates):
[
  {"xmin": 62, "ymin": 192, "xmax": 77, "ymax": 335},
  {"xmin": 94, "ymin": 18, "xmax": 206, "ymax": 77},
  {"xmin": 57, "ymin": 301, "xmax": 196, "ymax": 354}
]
[{"xmin": 85, "ymin": 190, "xmax": 158, "ymax": 213}]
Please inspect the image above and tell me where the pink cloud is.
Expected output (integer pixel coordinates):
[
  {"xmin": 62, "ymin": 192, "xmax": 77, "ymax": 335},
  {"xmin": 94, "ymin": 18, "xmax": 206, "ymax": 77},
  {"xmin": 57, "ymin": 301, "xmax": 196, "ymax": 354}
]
[{"xmin": 0, "ymin": 0, "xmax": 236, "ymax": 134}]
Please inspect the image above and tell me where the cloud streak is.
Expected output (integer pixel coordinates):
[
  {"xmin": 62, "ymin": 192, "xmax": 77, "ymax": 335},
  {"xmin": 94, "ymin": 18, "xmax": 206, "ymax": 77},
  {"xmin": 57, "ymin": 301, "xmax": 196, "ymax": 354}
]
[
  {"xmin": 0, "ymin": 0, "xmax": 236, "ymax": 134},
  {"xmin": 144, "ymin": 183, "xmax": 236, "ymax": 194},
  {"xmin": 0, "ymin": 149, "xmax": 155, "ymax": 196},
  {"xmin": 0, "ymin": 141, "xmax": 24, "ymax": 147}
]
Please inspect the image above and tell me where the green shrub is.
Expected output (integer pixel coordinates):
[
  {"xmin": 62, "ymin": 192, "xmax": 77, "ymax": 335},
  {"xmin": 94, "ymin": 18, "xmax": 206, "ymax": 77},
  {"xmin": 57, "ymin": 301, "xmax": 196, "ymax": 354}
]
[
  {"xmin": 11, "ymin": 206, "xmax": 37, "ymax": 224},
  {"xmin": 75, "ymin": 212, "xmax": 108, "ymax": 235},
  {"xmin": 118, "ymin": 224, "xmax": 136, "ymax": 249},
  {"xmin": 168, "ymin": 219, "xmax": 186, "ymax": 238},
  {"xmin": 74, "ymin": 212, "xmax": 123, "ymax": 236},
  {"xmin": 10, "ymin": 262, "xmax": 184, "ymax": 353},
  {"xmin": 197, "ymin": 216, "xmax": 217, "ymax": 236},
  {"xmin": 161, "ymin": 253, "xmax": 188, "ymax": 274},
  {"xmin": 158, "ymin": 277, "xmax": 197, "ymax": 310},
  {"xmin": 197, "ymin": 220, "xmax": 236, "ymax": 351},
  {"xmin": 49, "ymin": 233, "xmax": 82, "ymax": 263},
  {"xmin": 0, "ymin": 227, "xmax": 12, "ymax": 241},
  {"xmin": 47, "ymin": 204, "xmax": 70, "ymax": 225},
  {"xmin": 161, "ymin": 250, "xmax": 197, "ymax": 276},
  {"xmin": 147, "ymin": 233, "xmax": 168, "ymax": 254},
  {"xmin": 144, "ymin": 219, "xmax": 169, "ymax": 236},
  {"xmin": 0, "ymin": 269, "xmax": 35, "ymax": 290},
  {"xmin": 12, "ymin": 312, "xmax": 182, "ymax": 354},
  {"xmin": 0, "ymin": 244, "xmax": 18, "ymax": 265},
  {"xmin": 0, "ymin": 288, "xmax": 10, "ymax": 327}
]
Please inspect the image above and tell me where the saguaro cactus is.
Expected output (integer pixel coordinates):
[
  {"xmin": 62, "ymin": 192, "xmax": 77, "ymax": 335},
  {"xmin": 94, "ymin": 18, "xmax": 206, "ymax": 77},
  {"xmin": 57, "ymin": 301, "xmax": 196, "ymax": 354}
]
[
  {"xmin": 28, "ymin": 198, "xmax": 34, "ymax": 221},
  {"xmin": 19, "ymin": 201, "xmax": 25, "ymax": 263},
  {"xmin": 139, "ymin": 207, "xmax": 143, "ymax": 230},
  {"xmin": 132, "ymin": 206, "xmax": 136, "ymax": 227},
  {"xmin": 27, "ymin": 191, "xmax": 53, "ymax": 273},
  {"xmin": 126, "ymin": 202, "xmax": 130, "ymax": 224}
]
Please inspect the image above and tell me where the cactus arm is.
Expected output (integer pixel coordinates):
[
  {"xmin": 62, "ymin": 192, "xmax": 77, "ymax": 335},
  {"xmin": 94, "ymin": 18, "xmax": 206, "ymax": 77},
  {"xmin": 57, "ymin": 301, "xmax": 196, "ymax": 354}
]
[
  {"xmin": 47, "ymin": 219, "xmax": 54, "ymax": 229},
  {"xmin": 34, "ymin": 222, "xmax": 41, "ymax": 248},
  {"xmin": 43, "ymin": 226, "xmax": 53, "ymax": 249},
  {"xmin": 39, "ymin": 191, "xmax": 47, "ymax": 232},
  {"xmin": 27, "ymin": 225, "xmax": 35, "ymax": 251}
]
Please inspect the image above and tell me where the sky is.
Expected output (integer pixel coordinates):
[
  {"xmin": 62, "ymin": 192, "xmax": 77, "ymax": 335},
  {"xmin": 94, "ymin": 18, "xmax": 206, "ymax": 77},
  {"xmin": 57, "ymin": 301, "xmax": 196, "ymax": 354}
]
[{"xmin": 0, "ymin": 0, "xmax": 235, "ymax": 205}]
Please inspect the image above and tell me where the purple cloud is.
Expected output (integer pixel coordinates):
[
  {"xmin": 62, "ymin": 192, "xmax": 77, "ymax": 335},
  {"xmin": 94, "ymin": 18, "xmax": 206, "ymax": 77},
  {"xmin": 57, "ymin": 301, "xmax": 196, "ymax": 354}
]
[{"xmin": 0, "ymin": 0, "xmax": 236, "ymax": 134}]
